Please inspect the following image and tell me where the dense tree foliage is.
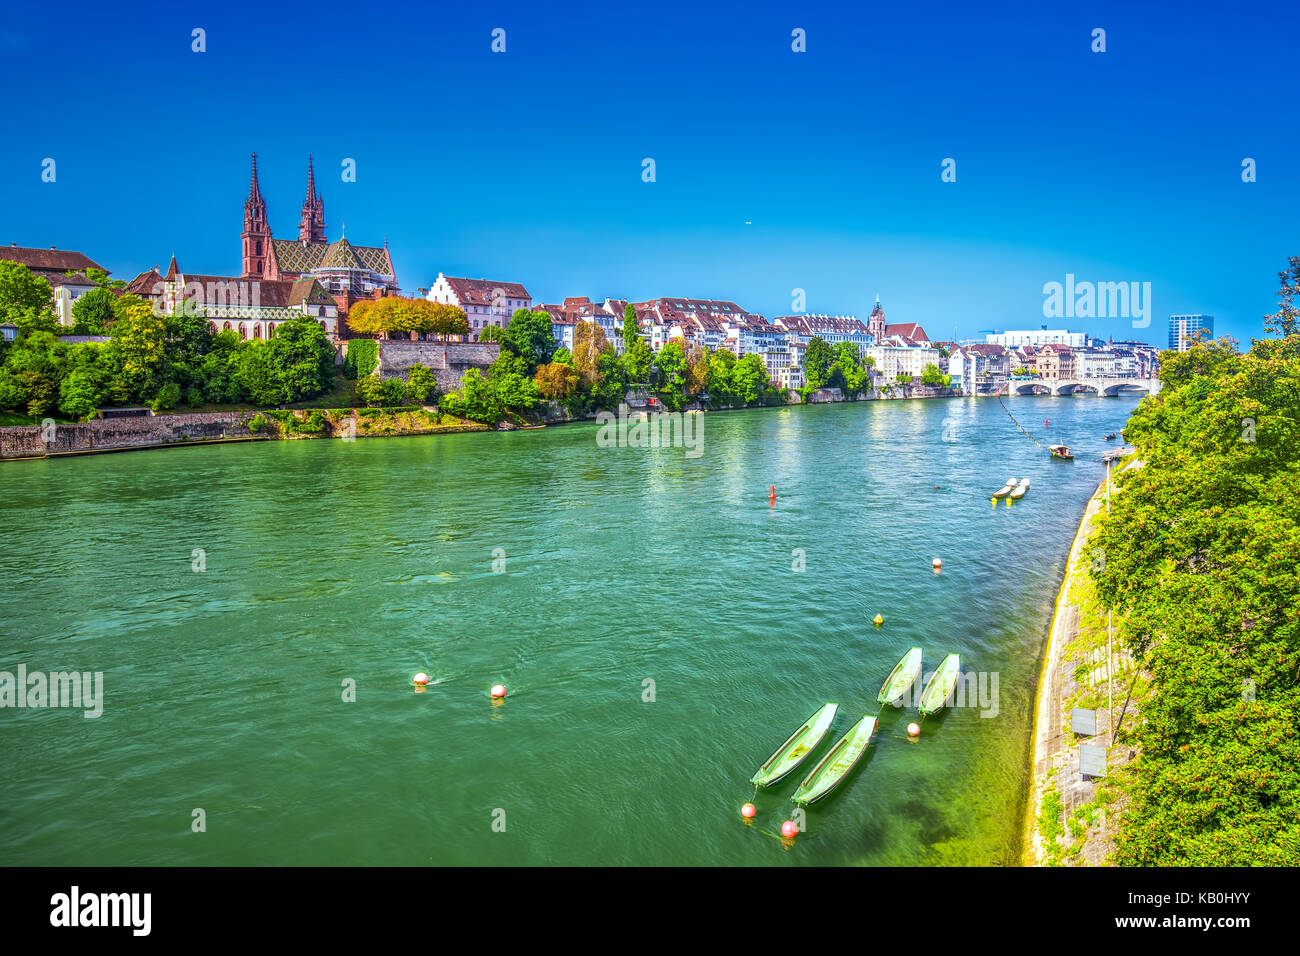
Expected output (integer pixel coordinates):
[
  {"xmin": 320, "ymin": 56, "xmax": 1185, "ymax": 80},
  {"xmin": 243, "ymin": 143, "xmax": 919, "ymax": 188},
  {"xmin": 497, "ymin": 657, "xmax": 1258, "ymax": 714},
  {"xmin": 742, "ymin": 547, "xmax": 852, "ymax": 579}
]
[
  {"xmin": 506, "ymin": 309, "xmax": 557, "ymax": 373},
  {"xmin": 1090, "ymin": 321, "xmax": 1300, "ymax": 865},
  {"xmin": 347, "ymin": 297, "xmax": 468, "ymax": 338},
  {"xmin": 0, "ymin": 261, "xmax": 338, "ymax": 418}
]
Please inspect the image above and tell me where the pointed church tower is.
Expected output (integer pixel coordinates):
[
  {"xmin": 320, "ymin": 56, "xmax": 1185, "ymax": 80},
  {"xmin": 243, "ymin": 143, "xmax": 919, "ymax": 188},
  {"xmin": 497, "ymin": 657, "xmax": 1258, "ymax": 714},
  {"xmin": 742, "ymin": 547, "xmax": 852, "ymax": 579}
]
[
  {"xmin": 868, "ymin": 294, "xmax": 886, "ymax": 341},
  {"xmin": 298, "ymin": 156, "xmax": 326, "ymax": 244},
  {"xmin": 241, "ymin": 153, "xmax": 273, "ymax": 279}
]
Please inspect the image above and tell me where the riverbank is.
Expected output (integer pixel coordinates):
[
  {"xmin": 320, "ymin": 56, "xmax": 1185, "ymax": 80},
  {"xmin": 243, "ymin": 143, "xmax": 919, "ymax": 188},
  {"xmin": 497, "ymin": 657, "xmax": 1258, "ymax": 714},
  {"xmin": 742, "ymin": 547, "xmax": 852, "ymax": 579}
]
[
  {"xmin": 0, "ymin": 386, "xmax": 970, "ymax": 461},
  {"xmin": 0, "ymin": 407, "xmax": 489, "ymax": 461},
  {"xmin": 1, "ymin": 384, "xmax": 1139, "ymax": 462},
  {"xmin": 1025, "ymin": 459, "xmax": 1144, "ymax": 865}
]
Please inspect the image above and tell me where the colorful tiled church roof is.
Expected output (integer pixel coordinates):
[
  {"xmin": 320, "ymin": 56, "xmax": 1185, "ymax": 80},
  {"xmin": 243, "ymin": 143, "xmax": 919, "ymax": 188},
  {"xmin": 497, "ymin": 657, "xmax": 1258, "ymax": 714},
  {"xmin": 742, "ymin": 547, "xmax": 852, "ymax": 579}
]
[{"xmin": 270, "ymin": 237, "xmax": 391, "ymax": 276}]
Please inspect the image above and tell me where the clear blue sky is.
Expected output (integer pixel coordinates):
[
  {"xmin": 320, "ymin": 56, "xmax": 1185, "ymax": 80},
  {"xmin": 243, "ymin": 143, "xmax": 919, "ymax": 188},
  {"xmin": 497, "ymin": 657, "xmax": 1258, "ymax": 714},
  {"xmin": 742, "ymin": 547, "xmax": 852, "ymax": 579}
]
[{"xmin": 2, "ymin": 0, "xmax": 1296, "ymax": 344}]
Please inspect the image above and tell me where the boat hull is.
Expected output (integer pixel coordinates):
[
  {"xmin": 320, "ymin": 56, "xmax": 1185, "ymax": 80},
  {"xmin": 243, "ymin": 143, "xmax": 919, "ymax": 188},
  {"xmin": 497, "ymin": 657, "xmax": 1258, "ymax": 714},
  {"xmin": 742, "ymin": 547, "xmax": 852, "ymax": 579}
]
[
  {"xmin": 792, "ymin": 715, "xmax": 878, "ymax": 806},
  {"xmin": 750, "ymin": 703, "xmax": 838, "ymax": 787},
  {"xmin": 918, "ymin": 653, "xmax": 961, "ymax": 716},
  {"xmin": 876, "ymin": 647, "xmax": 923, "ymax": 706}
]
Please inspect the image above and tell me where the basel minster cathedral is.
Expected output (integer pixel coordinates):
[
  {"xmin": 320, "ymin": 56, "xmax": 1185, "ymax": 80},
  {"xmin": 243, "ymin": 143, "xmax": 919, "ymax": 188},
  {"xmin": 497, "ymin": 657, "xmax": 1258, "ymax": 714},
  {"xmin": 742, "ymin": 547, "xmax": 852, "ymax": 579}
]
[{"xmin": 240, "ymin": 153, "xmax": 398, "ymax": 312}]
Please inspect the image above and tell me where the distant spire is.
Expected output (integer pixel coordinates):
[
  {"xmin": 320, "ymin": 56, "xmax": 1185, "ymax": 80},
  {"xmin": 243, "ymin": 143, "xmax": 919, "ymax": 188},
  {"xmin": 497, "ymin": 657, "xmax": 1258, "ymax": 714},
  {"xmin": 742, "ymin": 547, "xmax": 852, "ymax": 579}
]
[
  {"xmin": 248, "ymin": 153, "xmax": 262, "ymax": 201},
  {"xmin": 298, "ymin": 155, "xmax": 326, "ymax": 243}
]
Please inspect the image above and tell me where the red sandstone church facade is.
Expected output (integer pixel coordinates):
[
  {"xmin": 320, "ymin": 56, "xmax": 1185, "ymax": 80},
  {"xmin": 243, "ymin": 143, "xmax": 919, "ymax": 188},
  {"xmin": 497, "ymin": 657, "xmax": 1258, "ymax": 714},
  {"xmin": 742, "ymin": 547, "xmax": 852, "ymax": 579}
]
[{"xmin": 240, "ymin": 154, "xmax": 399, "ymax": 331}]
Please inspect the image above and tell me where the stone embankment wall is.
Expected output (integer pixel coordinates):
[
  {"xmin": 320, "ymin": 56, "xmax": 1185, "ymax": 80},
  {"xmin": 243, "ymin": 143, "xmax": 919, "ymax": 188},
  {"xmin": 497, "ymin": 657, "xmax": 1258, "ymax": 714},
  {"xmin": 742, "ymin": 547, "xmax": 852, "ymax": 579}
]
[
  {"xmin": 0, "ymin": 412, "xmax": 257, "ymax": 460},
  {"xmin": 376, "ymin": 341, "xmax": 500, "ymax": 393}
]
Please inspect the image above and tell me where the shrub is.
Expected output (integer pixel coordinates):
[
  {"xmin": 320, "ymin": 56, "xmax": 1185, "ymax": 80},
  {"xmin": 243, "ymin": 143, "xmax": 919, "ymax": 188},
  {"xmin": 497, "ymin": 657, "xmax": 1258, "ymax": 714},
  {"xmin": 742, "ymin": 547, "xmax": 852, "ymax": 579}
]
[
  {"xmin": 149, "ymin": 382, "xmax": 181, "ymax": 412},
  {"xmin": 248, "ymin": 413, "xmax": 269, "ymax": 433},
  {"xmin": 380, "ymin": 377, "xmax": 406, "ymax": 406}
]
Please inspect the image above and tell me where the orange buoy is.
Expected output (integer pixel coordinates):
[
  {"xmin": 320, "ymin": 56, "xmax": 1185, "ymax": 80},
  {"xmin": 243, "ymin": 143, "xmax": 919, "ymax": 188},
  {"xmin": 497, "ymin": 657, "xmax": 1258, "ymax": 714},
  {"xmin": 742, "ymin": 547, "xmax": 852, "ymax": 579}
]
[
  {"xmin": 490, "ymin": 684, "xmax": 506, "ymax": 699},
  {"xmin": 413, "ymin": 673, "xmax": 429, "ymax": 686},
  {"xmin": 780, "ymin": 820, "xmax": 798, "ymax": 839},
  {"xmin": 769, "ymin": 484, "xmax": 776, "ymax": 503},
  {"xmin": 932, "ymin": 558, "xmax": 942, "ymax": 571},
  {"xmin": 741, "ymin": 803, "xmax": 757, "ymax": 819},
  {"xmin": 907, "ymin": 722, "xmax": 921, "ymax": 737}
]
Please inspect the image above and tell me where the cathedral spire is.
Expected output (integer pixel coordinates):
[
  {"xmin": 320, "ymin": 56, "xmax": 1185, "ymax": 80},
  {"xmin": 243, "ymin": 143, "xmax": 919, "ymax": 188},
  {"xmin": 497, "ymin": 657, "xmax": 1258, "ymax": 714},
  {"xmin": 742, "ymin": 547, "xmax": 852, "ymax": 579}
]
[
  {"xmin": 242, "ymin": 153, "xmax": 272, "ymax": 279},
  {"xmin": 298, "ymin": 155, "xmax": 326, "ymax": 243},
  {"xmin": 248, "ymin": 153, "xmax": 263, "ymax": 202}
]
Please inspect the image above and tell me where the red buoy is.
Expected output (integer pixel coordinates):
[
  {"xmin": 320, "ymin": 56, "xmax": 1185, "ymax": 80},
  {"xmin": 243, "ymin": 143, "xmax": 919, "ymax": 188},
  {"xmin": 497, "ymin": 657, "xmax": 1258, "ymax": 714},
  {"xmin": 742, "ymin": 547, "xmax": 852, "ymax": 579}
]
[{"xmin": 769, "ymin": 484, "xmax": 776, "ymax": 503}]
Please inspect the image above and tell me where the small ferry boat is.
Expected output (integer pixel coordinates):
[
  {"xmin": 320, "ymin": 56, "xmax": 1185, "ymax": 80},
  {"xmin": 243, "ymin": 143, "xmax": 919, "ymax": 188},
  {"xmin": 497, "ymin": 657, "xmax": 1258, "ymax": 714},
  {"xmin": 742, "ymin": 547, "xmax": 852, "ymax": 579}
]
[
  {"xmin": 991, "ymin": 477, "xmax": 1018, "ymax": 499},
  {"xmin": 1049, "ymin": 444, "xmax": 1075, "ymax": 460}
]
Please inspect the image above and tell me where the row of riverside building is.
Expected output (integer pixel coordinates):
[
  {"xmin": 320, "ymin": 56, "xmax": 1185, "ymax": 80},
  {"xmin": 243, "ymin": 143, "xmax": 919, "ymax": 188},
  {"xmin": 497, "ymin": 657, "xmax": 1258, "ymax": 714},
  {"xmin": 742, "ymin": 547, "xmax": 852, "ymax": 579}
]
[{"xmin": 2, "ymin": 154, "xmax": 1165, "ymax": 391}]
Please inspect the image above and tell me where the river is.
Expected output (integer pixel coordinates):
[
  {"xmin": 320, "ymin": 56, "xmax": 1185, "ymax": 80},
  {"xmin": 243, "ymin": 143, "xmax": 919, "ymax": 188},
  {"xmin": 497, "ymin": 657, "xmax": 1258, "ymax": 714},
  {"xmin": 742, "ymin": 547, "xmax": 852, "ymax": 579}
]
[{"xmin": 0, "ymin": 395, "xmax": 1138, "ymax": 865}]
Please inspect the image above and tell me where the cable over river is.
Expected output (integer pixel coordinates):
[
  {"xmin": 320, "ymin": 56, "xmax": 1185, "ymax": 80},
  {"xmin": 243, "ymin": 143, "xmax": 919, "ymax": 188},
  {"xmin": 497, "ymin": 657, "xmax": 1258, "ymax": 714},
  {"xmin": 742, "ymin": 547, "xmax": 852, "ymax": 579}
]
[{"xmin": 0, "ymin": 395, "xmax": 1139, "ymax": 865}]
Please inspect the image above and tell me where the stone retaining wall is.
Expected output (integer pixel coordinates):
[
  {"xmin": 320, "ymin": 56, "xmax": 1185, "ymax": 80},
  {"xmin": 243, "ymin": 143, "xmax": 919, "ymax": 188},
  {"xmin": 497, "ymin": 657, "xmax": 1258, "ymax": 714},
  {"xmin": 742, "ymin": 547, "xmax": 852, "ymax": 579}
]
[
  {"xmin": 377, "ymin": 341, "xmax": 500, "ymax": 393},
  {"xmin": 0, "ymin": 412, "xmax": 257, "ymax": 460}
]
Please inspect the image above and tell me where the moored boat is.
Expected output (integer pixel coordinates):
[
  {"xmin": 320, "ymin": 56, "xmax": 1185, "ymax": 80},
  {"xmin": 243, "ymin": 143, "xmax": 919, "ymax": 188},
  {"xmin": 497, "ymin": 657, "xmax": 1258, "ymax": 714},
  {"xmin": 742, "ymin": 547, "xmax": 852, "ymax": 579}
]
[
  {"xmin": 1008, "ymin": 477, "xmax": 1031, "ymax": 499},
  {"xmin": 991, "ymin": 477, "xmax": 1018, "ymax": 499},
  {"xmin": 918, "ymin": 653, "xmax": 961, "ymax": 716},
  {"xmin": 876, "ymin": 647, "xmax": 923, "ymax": 706},
  {"xmin": 791, "ymin": 714, "xmax": 878, "ymax": 806},
  {"xmin": 749, "ymin": 702, "xmax": 838, "ymax": 787}
]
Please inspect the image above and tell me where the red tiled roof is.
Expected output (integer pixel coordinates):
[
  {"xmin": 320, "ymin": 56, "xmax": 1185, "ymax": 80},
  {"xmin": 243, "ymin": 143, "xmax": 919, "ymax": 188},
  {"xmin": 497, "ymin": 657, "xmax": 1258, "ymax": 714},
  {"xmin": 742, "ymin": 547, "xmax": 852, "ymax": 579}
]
[
  {"xmin": 442, "ymin": 276, "xmax": 530, "ymax": 306},
  {"xmin": 172, "ymin": 274, "xmax": 334, "ymax": 308},
  {"xmin": 1, "ymin": 245, "xmax": 106, "ymax": 276},
  {"xmin": 884, "ymin": 322, "xmax": 929, "ymax": 342},
  {"xmin": 126, "ymin": 269, "xmax": 164, "ymax": 296}
]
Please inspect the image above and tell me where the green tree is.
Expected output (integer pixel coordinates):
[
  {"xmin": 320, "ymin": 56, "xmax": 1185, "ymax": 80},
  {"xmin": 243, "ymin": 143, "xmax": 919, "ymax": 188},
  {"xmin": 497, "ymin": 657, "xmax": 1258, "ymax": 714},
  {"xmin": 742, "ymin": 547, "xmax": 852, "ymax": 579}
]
[
  {"xmin": 0, "ymin": 261, "xmax": 58, "ymax": 336},
  {"xmin": 803, "ymin": 336, "xmax": 835, "ymax": 390},
  {"xmin": 267, "ymin": 317, "xmax": 334, "ymax": 403},
  {"xmin": 107, "ymin": 299, "xmax": 167, "ymax": 402},
  {"xmin": 654, "ymin": 340, "xmax": 688, "ymax": 410},
  {"xmin": 506, "ymin": 309, "xmax": 557, "ymax": 373},
  {"xmin": 1088, "ymin": 330, "xmax": 1300, "ymax": 865},
  {"xmin": 71, "ymin": 287, "xmax": 116, "ymax": 334},
  {"xmin": 921, "ymin": 363, "xmax": 951, "ymax": 387},
  {"xmin": 732, "ymin": 353, "xmax": 770, "ymax": 405},
  {"xmin": 707, "ymin": 348, "xmax": 739, "ymax": 406},
  {"xmin": 405, "ymin": 364, "xmax": 440, "ymax": 404},
  {"xmin": 478, "ymin": 324, "xmax": 513, "ymax": 346}
]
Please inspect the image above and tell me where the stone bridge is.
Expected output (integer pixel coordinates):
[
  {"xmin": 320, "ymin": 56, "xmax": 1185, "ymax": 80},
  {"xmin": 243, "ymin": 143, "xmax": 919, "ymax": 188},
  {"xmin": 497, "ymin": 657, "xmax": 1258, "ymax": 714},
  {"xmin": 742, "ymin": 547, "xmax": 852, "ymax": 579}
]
[{"xmin": 1004, "ymin": 377, "xmax": 1161, "ymax": 398}]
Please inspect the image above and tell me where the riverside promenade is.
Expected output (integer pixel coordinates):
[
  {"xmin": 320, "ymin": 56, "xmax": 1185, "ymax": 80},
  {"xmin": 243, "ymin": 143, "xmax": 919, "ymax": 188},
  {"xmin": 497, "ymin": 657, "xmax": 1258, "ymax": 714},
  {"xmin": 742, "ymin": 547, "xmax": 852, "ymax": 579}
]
[{"xmin": 1025, "ymin": 460, "xmax": 1142, "ymax": 865}]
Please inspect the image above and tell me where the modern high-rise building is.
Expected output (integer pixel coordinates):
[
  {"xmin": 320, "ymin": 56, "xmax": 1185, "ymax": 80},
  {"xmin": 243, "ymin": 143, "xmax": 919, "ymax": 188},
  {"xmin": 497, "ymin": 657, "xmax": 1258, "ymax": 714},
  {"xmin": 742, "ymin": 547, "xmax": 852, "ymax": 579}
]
[{"xmin": 1169, "ymin": 314, "xmax": 1214, "ymax": 351}]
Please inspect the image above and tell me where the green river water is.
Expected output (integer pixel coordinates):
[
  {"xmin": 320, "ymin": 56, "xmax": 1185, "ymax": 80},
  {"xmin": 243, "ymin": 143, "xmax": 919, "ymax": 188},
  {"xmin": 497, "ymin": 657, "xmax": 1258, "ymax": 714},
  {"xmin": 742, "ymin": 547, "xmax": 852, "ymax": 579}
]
[{"xmin": 0, "ymin": 395, "xmax": 1139, "ymax": 866}]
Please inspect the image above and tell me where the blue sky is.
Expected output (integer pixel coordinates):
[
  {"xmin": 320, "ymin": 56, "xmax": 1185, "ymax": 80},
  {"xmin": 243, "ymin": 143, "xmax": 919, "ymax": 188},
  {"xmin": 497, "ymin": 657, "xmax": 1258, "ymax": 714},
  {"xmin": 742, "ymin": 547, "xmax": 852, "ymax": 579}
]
[{"xmin": 2, "ymin": 0, "xmax": 1296, "ymax": 344}]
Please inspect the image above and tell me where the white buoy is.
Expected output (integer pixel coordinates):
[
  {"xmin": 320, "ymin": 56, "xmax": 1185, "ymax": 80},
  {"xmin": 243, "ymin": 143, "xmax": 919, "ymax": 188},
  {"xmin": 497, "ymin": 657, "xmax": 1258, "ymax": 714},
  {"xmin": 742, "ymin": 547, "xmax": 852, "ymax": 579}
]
[
  {"xmin": 490, "ymin": 684, "xmax": 507, "ymax": 699},
  {"xmin": 413, "ymin": 672, "xmax": 429, "ymax": 686},
  {"xmin": 932, "ymin": 558, "xmax": 942, "ymax": 570},
  {"xmin": 907, "ymin": 722, "xmax": 921, "ymax": 737}
]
